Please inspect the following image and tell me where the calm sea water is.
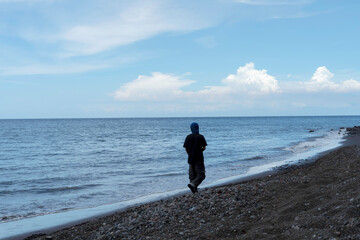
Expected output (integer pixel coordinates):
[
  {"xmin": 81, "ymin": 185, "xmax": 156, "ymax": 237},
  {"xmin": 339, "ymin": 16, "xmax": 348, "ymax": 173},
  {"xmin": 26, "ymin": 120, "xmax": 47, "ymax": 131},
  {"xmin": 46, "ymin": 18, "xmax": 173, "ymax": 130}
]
[{"xmin": 0, "ymin": 116, "xmax": 359, "ymax": 225}]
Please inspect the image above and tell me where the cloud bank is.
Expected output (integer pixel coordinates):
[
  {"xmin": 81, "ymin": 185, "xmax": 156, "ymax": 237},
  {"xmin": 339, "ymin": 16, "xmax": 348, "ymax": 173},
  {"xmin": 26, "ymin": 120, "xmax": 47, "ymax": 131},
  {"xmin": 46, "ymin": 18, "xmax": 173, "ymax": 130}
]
[
  {"xmin": 114, "ymin": 62, "xmax": 280, "ymax": 103},
  {"xmin": 114, "ymin": 64, "xmax": 360, "ymax": 106}
]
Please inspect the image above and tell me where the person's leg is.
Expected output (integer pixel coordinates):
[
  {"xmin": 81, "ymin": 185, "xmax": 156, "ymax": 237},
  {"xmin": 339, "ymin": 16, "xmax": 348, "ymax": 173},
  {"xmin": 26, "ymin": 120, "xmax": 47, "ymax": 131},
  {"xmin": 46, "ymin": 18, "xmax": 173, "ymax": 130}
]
[
  {"xmin": 188, "ymin": 164, "xmax": 196, "ymax": 183},
  {"xmin": 192, "ymin": 163, "xmax": 206, "ymax": 187},
  {"xmin": 188, "ymin": 164, "xmax": 198, "ymax": 193}
]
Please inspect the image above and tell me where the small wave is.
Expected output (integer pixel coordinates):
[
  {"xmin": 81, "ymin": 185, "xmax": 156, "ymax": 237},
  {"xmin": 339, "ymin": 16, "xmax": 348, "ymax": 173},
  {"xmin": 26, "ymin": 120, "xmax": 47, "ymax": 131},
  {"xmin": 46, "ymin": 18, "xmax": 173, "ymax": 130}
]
[
  {"xmin": 148, "ymin": 172, "xmax": 183, "ymax": 178},
  {"xmin": 0, "ymin": 189, "xmax": 26, "ymax": 195},
  {"xmin": 243, "ymin": 156, "xmax": 264, "ymax": 161},
  {"xmin": 1, "ymin": 209, "xmax": 63, "ymax": 223},
  {"xmin": 284, "ymin": 141, "xmax": 314, "ymax": 153},
  {"xmin": 91, "ymin": 149, "xmax": 116, "ymax": 155},
  {"xmin": 0, "ymin": 180, "xmax": 14, "ymax": 186},
  {"xmin": 0, "ymin": 184, "xmax": 102, "ymax": 195},
  {"xmin": 35, "ymin": 184, "xmax": 101, "ymax": 194},
  {"xmin": 42, "ymin": 152, "xmax": 71, "ymax": 157}
]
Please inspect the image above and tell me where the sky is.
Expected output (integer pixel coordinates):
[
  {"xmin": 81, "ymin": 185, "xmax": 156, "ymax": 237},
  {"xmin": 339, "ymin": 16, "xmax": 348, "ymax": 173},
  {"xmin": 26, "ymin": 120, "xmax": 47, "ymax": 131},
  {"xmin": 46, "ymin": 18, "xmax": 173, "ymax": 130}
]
[{"xmin": 1, "ymin": 0, "xmax": 360, "ymax": 119}]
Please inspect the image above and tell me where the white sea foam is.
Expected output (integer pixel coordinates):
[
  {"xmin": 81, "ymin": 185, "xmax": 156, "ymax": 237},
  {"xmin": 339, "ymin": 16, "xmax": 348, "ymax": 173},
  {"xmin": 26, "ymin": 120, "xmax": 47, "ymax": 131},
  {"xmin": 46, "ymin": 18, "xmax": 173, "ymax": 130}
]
[{"xmin": 284, "ymin": 129, "xmax": 345, "ymax": 154}]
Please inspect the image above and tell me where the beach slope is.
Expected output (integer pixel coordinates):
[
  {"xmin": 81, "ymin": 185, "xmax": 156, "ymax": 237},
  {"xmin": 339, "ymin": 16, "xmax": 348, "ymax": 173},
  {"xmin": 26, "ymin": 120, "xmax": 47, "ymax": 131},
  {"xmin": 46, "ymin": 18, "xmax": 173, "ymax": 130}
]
[{"xmin": 27, "ymin": 145, "xmax": 360, "ymax": 239}]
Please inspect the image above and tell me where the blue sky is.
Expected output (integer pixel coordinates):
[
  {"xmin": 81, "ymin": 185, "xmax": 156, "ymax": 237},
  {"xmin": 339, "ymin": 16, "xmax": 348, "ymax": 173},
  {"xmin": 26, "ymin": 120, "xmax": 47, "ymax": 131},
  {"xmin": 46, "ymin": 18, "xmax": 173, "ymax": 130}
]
[{"xmin": 1, "ymin": 0, "xmax": 360, "ymax": 118}]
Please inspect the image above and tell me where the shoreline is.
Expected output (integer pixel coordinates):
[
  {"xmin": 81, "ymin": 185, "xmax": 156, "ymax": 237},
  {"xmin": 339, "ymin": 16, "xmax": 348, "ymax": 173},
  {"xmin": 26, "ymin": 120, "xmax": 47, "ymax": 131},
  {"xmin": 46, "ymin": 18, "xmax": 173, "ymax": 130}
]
[{"xmin": 3, "ymin": 128, "xmax": 360, "ymax": 239}]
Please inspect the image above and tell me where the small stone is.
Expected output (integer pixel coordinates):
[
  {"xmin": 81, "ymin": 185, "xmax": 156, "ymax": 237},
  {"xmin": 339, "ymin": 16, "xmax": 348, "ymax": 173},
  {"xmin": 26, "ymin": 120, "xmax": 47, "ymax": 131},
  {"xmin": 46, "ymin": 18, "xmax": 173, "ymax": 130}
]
[
  {"xmin": 189, "ymin": 207, "xmax": 197, "ymax": 211},
  {"xmin": 292, "ymin": 225, "xmax": 300, "ymax": 230}
]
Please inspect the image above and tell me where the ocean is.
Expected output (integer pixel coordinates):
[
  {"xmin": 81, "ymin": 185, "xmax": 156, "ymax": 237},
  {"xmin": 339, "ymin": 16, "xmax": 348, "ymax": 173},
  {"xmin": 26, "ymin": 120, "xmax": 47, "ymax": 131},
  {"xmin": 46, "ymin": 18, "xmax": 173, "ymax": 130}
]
[{"xmin": 0, "ymin": 116, "xmax": 359, "ymax": 238}]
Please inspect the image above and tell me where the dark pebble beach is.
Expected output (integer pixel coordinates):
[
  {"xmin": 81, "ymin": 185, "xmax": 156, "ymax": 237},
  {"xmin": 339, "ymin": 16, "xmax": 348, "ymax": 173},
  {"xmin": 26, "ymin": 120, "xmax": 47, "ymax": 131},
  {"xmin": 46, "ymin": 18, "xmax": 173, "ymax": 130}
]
[{"xmin": 25, "ymin": 127, "xmax": 360, "ymax": 240}]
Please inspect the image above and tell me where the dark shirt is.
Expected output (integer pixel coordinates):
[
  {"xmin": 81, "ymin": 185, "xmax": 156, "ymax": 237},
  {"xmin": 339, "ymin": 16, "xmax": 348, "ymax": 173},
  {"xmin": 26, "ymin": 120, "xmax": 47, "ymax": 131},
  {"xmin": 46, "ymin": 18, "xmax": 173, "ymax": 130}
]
[{"xmin": 183, "ymin": 133, "xmax": 207, "ymax": 164}]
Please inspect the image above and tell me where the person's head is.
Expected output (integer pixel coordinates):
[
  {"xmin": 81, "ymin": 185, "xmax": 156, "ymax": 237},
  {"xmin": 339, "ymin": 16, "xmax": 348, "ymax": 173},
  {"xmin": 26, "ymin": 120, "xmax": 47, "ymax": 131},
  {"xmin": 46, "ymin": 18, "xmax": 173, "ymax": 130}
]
[{"xmin": 190, "ymin": 122, "xmax": 199, "ymax": 134}]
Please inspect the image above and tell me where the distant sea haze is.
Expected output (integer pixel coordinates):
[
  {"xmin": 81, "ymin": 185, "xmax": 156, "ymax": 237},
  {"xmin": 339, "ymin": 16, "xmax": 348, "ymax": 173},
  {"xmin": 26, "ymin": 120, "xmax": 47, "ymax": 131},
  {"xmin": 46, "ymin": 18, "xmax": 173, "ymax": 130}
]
[{"xmin": 0, "ymin": 116, "xmax": 359, "ymax": 223}]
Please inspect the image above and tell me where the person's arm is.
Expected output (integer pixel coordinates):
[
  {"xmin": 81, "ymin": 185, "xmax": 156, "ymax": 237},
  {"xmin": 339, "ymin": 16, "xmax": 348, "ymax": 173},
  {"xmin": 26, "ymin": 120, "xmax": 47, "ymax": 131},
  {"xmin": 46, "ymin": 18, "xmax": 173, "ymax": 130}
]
[
  {"xmin": 202, "ymin": 136, "xmax": 207, "ymax": 151},
  {"xmin": 185, "ymin": 148, "xmax": 190, "ymax": 155},
  {"xmin": 183, "ymin": 136, "xmax": 188, "ymax": 155}
]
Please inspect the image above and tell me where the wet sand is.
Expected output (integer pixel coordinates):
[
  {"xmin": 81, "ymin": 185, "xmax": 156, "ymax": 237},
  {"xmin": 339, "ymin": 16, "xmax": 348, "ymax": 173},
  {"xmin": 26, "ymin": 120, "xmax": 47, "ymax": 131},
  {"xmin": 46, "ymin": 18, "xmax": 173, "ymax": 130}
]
[{"xmin": 24, "ymin": 133, "xmax": 360, "ymax": 240}]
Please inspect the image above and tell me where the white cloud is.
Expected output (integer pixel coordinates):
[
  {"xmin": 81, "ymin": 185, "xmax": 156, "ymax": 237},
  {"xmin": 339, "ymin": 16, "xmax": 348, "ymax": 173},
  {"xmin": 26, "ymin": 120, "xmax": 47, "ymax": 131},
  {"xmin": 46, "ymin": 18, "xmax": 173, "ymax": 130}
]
[
  {"xmin": 304, "ymin": 66, "xmax": 360, "ymax": 92},
  {"xmin": 114, "ymin": 63, "xmax": 279, "ymax": 103},
  {"xmin": 222, "ymin": 62, "xmax": 280, "ymax": 94},
  {"xmin": 114, "ymin": 72, "xmax": 195, "ymax": 101},
  {"xmin": 192, "ymin": 63, "xmax": 279, "ymax": 103}
]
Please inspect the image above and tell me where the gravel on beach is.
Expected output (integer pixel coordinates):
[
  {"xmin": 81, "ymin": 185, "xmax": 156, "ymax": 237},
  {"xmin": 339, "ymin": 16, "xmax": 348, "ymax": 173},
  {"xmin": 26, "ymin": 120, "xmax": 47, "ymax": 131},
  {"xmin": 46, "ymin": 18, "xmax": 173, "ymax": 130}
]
[{"xmin": 27, "ymin": 144, "xmax": 360, "ymax": 239}]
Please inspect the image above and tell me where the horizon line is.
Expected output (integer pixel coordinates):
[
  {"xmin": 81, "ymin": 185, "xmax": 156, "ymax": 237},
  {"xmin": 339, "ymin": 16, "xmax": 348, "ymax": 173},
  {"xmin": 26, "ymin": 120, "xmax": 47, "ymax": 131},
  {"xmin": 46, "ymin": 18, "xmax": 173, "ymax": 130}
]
[{"xmin": 1, "ymin": 114, "xmax": 360, "ymax": 121}]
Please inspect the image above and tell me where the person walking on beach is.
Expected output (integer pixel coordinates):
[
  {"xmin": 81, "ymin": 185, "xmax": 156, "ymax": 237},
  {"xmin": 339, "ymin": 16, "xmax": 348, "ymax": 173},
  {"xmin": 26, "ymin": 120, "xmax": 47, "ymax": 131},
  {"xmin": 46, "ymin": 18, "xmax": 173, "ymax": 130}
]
[{"xmin": 183, "ymin": 122, "xmax": 207, "ymax": 193}]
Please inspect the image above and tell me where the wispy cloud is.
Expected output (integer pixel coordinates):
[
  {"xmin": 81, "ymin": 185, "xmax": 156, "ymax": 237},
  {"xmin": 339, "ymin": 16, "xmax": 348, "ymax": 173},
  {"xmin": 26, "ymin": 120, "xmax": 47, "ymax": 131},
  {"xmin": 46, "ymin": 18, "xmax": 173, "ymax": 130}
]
[
  {"xmin": 233, "ymin": 0, "xmax": 328, "ymax": 20},
  {"xmin": 59, "ymin": 1, "xmax": 213, "ymax": 56},
  {"xmin": 0, "ymin": 78, "xmax": 34, "ymax": 84},
  {"xmin": 0, "ymin": 0, "xmax": 217, "ymax": 59},
  {"xmin": 1, "ymin": 64, "xmax": 110, "ymax": 75},
  {"xmin": 271, "ymin": 9, "xmax": 332, "ymax": 19},
  {"xmin": 0, "ymin": 0, "xmax": 49, "ymax": 2},
  {"xmin": 234, "ymin": 0, "xmax": 313, "ymax": 5},
  {"xmin": 0, "ymin": 0, "xmax": 325, "ymax": 61}
]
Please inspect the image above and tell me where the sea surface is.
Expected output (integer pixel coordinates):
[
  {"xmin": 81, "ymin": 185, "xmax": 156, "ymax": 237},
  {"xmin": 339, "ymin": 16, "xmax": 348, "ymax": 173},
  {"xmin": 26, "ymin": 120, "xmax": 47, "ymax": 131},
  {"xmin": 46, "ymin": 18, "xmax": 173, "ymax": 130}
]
[{"xmin": 0, "ymin": 116, "xmax": 359, "ymax": 236}]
